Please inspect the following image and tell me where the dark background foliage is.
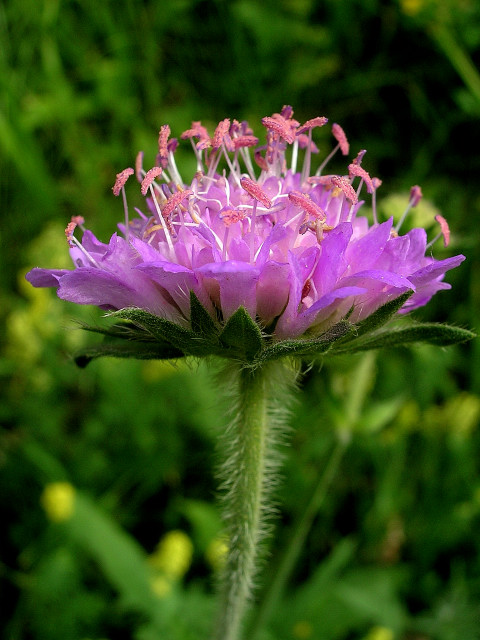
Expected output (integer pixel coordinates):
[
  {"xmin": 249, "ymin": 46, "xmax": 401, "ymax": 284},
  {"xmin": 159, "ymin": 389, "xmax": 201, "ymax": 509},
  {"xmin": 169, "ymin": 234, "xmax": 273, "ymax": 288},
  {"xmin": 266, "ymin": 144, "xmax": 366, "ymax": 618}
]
[{"xmin": 1, "ymin": 1, "xmax": 480, "ymax": 638}]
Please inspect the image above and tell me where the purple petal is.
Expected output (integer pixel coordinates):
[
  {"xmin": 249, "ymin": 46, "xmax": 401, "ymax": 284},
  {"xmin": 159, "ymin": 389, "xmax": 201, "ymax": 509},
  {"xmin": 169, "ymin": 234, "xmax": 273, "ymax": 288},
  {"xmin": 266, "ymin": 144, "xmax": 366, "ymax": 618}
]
[
  {"xmin": 197, "ymin": 261, "xmax": 260, "ymax": 320},
  {"xmin": 57, "ymin": 269, "xmax": 178, "ymax": 319},
  {"xmin": 345, "ymin": 218, "xmax": 393, "ymax": 272},
  {"xmin": 25, "ymin": 268, "xmax": 71, "ymax": 288},
  {"xmin": 136, "ymin": 261, "xmax": 213, "ymax": 316},
  {"xmin": 312, "ymin": 222, "xmax": 352, "ymax": 295},
  {"xmin": 256, "ymin": 261, "xmax": 291, "ymax": 325}
]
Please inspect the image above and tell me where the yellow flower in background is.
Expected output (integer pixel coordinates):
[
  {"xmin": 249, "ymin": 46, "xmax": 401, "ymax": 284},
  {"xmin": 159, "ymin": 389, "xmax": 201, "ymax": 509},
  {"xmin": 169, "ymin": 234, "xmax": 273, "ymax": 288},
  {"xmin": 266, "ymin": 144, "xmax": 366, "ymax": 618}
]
[
  {"xmin": 363, "ymin": 626, "xmax": 395, "ymax": 640},
  {"xmin": 149, "ymin": 530, "xmax": 193, "ymax": 580},
  {"xmin": 292, "ymin": 620, "xmax": 313, "ymax": 639},
  {"xmin": 41, "ymin": 482, "xmax": 75, "ymax": 522},
  {"xmin": 205, "ymin": 535, "xmax": 229, "ymax": 572},
  {"xmin": 400, "ymin": 0, "xmax": 425, "ymax": 16}
]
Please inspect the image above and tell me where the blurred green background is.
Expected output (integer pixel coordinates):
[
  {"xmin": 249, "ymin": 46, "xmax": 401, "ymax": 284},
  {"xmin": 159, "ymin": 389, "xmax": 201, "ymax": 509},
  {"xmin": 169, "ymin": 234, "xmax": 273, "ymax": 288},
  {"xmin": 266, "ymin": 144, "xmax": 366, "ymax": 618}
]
[{"xmin": 1, "ymin": 0, "xmax": 480, "ymax": 638}]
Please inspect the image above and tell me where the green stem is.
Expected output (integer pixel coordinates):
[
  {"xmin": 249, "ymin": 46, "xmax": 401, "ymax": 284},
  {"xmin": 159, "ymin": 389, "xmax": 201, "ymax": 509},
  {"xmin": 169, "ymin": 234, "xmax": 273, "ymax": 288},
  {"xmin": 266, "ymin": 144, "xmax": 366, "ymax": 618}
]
[
  {"xmin": 212, "ymin": 361, "xmax": 295, "ymax": 640},
  {"xmin": 247, "ymin": 436, "xmax": 347, "ymax": 640}
]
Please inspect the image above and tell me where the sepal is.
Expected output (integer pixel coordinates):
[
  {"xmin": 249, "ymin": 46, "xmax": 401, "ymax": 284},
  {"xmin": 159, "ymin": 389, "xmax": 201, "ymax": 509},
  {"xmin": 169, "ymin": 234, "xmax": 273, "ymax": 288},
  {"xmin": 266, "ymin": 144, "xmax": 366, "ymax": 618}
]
[
  {"xmin": 219, "ymin": 306, "xmax": 264, "ymax": 361},
  {"xmin": 331, "ymin": 322, "xmax": 476, "ymax": 354},
  {"xmin": 255, "ymin": 320, "xmax": 352, "ymax": 363}
]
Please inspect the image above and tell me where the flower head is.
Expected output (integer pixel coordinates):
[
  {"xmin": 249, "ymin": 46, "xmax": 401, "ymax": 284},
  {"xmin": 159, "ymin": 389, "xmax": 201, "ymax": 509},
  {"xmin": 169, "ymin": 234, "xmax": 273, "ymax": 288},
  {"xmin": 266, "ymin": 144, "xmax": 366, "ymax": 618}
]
[{"xmin": 26, "ymin": 107, "xmax": 467, "ymax": 361}]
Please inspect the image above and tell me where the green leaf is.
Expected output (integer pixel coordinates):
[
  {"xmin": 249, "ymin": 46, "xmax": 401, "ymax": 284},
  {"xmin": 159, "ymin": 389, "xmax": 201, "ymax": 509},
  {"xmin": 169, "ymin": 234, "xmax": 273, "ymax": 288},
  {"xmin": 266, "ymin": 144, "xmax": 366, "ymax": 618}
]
[
  {"xmin": 112, "ymin": 308, "xmax": 212, "ymax": 357},
  {"xmin": 219, "ymin": 306, "xmax": 263, "ymax": 361},
  {"xmin": 341, "ymin": 291, "xmax": 414, "ymax": 343},
  {"xmin": 74, "ymin": 337, "xmax": 183, "ymax": 368},
  {"xmin": 256, "ymin": 320, "xmax": 353, "ymax": 362},
  {"xmin": 333, "ymin": 323, "xmax": 476, "ymax": 354},
  {"xmin": 190, "ymin": 292, "xmax": 220, "ymax": 340}
]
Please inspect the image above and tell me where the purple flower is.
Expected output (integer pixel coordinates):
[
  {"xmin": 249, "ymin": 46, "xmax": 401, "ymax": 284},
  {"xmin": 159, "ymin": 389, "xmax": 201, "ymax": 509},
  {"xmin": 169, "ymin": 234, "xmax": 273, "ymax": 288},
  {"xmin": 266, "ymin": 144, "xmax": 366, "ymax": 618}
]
[{"xmin": 26, "ymin": 107, "xmax": 465, "ymax": 341}]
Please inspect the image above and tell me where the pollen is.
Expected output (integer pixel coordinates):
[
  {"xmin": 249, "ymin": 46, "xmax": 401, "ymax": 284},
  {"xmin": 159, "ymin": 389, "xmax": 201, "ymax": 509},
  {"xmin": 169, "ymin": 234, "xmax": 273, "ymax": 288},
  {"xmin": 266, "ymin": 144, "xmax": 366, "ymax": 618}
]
[
  {"xmin": 330, "ymin": 176, "xmax": 358, "ymax": 204},
  {"xmin": 141, "ymin": 167, "xmax": 163, "ymax": 196},
  {"xmin": 112, "ymin": 167, "xmax": 134, "ymax": 196},
  {"xmin": 296, "ymin": 116, "xmax": 328, "ymax": 134},
  {"xmin": 435, "ymin": 214, "xmax": 450, "ymax": 247},
  {"xmin": 288, "ymin": 191, "xmax": 326, "ymax": 219},
  {"xmin": 157, "ymin": 125, "xmax": 171, "ymax": 168},
  {"xmin": 161, "ymin": 188, "xmax": 193, "ymax": 218},
  {"xmin": 240, "ymin": 177, "xmax": 273, "ymax": 209},
  {"xmin": 332, "ymin": 123, "xmax": 350, "ymax": 155},
  {"xmin": 348, "ymin": 163, "xmax": 374, "ymax": 193},
  {"xmin": 261, "ymin": 116, "xmax": 296, "ymax": 144}
]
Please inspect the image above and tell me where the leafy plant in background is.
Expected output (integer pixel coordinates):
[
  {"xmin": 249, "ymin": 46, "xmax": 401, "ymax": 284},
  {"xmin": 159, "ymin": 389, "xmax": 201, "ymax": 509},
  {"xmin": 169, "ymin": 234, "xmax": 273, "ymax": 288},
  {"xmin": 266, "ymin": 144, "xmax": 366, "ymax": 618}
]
[{"xmin": 25, "ymin": 106, "xmax": 473, "ymax": 640}]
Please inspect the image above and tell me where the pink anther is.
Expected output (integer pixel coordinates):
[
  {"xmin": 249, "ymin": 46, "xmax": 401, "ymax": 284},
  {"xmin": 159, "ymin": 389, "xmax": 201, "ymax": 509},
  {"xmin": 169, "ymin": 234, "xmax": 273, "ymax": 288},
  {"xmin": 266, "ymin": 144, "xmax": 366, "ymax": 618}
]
[
  {"xmin": 435, "ymin": 214, "xmax": 450, "ymax": 247},
  {"xmin": 162, "ymin": 188, "xmax": 193, "ymax": 218},
  {"xmin": 296, "ymin": 116, "xmax": 328, "ymax": 135},
  {"xmin": 233, "ymin": 135, "xmax": 259, "ymax": 149},
  {"xmin": 65, "ymin": 217, "xmax": 83, "ymax": 247},
  {"xmin": 372, "ymin": 177, "xmax": 382, "ymax": 190},
  {"xmin": 212, "ymin": 118, "xmax": 231, "ymax": 150},
  {"xmin": 220, "ymin": 207, "xmax": 248, "ymax": 226},
  {"xmin": 409, "ymin": 185, "xmax": 423, "ymax": 207},
  {"xmin": 308, "ymin": 175, "xmax": 335, "ymax": 188},
  {"xmin": 297, "ymin": 134, "xmax": 319, "ymax": 153},
  {"xmin": 352, "ymin": 149, "xmax": 367, "ymax": 166},
  {"xmin": 254, "ymin": 148, "xmax": 269, "ymax": 171},
  {"xmin": 288, "ymin": 190, "xmax": 326, "ymax": 219},
  {"xmin": 157, "ymin": 125, "xmax": 171, "ymax": 168},
  {"xmin": 348, "ymin": 163, "xmax": 374, "ymax": 193},
  {"xmin": 261, "ymin": 116, "xmax": 295, "ymax": 144},
  {"xmin": 181, "ymin": 121, "xmax": 209, "ymax": 140},
  {"xmin": 240, "ymin": 176, "xmax": 273, "ymax": 209},
  {"xmin": 112, "ymin": 167, "xmax": 134, "ymax": 196},
  {"xmin": 332, "ymin": 123, "xmax": 350, "ymax": 156},
  {"xmin": 141, "ymin": 167, "xmax": 163, "ymax": 196},
  {"xmin": 331, "ymin": 176, "xmax": 358, "ymax": 205},
  {"xmin": 135, "ymin": 152, "xmax": 144, "ymax": 181},
  {"xmin": 167, "ymin": 138, "xmax": 178, "ymax": 153},
  {"xmin": 281, "ymin": 105, "xmax": 294, "ymax": 119}
]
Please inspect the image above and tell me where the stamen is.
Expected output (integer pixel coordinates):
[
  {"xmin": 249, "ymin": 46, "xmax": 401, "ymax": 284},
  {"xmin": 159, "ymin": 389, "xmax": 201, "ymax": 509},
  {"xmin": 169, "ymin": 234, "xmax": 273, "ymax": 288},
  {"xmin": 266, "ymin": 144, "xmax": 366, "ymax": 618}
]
[
  {"xmin": 296, "ymin": 134, "xmax": 319, "ymax": 153},
  {"xmin": 435, "ymin": 214, "xmax": 450, "ymax": 247},
  {"xmin": 371, "ymin": 177, "xmax": 382, "ymax": 225},
  {"xmin": 288, "ymin": 191, "xmax": 326, "ymax": 220},
  {"xmin": 212, "ymin": 118, "xmax": 232, "ymax": 151},
  {"xmin": 348, "ymin": 163, "xmax": 374, "ymax": 193},
  {"xmin": 261, "ymin": 116, "xmax": 295, "ymax": 144},
  {"xmin": 65, "ymin": 221, "xmax": 100, "ymax": 267},
  {"xmin": 395, "ymin": 185, "xmax": 423, "ymax": 233},
  {"xmin": 332, "ymin": 123, "xmax": 350, "ymax": 155},
  {"xmin": 330, "ymin": 176, "xmax": 358, "ymax": 205},
  {"xmin": 141, "ymin": 167, "xmax": 163, "ymax": 196},
  {"xmin": 280, "ymin": 105, "xmax": 294, "ymax": 119},
  {"xmin": 147, "ymin": 185, "xmax": 174, "ymax": 253},
  {"xmin": 158, "ymin": 125, "xmax": 171, "ymax": 169},
  {"xmin": 162, "ymin": 188, "xmax": 194, "ymax": 219},
  {"xmin": 112, "ymin": 167, "xmax": 134, "ymax": 196},
  {"xmin": 135, "ymin": 152, "xmax": 144, "ymax": 182},
  {"xmin": 352, "ymin": 149, "xmax": 367, "ymax": 166},
  {"xmin": 409, "ymin": 185, "xmax": 423, "ymax": 207},
  {"xmin": 240, "ymin": 177, "xmax": 273, "ymax": 209},
  {"xmin": 254, "ymin": 147, "xmax": 269, "ymax": 171},
  {"xmin": 233, "ymin": 135, "xmax": 259, "ymax": 149},
  {"xmin": 296, "ymin": 116, "xmax": 328, "ymax": 135},
  {"xmin": 220, "ymin": 207, "xmax": 249, "ymax": 226}
]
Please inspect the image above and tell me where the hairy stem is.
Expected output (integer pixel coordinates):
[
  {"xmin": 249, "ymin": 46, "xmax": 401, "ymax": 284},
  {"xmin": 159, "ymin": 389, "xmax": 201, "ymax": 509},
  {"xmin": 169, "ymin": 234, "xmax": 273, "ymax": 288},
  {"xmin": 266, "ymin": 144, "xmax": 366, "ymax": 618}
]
[{"xmin": 212, "ymin": 361, "xmax": 296, "ymax": 640}]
